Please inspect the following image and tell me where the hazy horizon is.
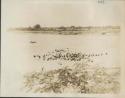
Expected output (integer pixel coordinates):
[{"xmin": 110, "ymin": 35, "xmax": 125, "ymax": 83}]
[{"xmin": 2, "ymin": 0, "xmax": 125, "ymax": 30}]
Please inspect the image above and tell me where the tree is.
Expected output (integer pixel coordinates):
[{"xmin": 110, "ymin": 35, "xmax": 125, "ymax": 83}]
[{"xmin": 33, "ymin": 24, "xmax": 41, "ymax": 30}]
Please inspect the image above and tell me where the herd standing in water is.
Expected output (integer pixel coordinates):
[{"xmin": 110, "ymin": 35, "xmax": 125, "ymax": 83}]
[{"xmin": 33, "ymin": 48, "xmax": 108, "ymax": 62}]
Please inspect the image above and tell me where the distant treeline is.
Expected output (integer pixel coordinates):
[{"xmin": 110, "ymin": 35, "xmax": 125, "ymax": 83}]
[{"xmin": 9, "ymin": 24, "xmax": 120, "ymax": 33}]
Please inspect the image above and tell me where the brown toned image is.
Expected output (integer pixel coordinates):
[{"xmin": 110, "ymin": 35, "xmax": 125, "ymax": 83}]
[
  {"xmin": 21, "ymin": 26, "xmax": 120, "ymax": 94},
  {"xmin": 1, "ymin": 0, "xmax": 125, "ymax": 97}
]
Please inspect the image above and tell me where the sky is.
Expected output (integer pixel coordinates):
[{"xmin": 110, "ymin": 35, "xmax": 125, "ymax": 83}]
[{"xmin": 2, "ymin": 0, "xmax": 125, "ymax": 28}]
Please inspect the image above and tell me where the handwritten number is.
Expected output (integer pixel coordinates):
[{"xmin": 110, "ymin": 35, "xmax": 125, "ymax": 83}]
[{"xmin": 98, "ymin": 0, "xmax": 105, "ymax": 4}]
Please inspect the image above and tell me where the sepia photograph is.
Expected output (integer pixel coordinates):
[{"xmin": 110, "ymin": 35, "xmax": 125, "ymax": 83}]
[{"xmin": 1, "ymin": 0, "xmax": 125, "ymax": 97}]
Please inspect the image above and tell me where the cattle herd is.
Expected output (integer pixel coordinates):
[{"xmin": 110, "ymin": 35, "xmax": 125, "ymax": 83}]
[{"xmin": 33, "ymin": 48, "xmax": 108, "ymax": 62}]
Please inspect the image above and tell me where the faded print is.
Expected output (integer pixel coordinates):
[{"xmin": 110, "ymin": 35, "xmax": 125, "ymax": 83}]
[{"xmin": 1, "ymin": 0, "xmax": 125, "ymax": 97}]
